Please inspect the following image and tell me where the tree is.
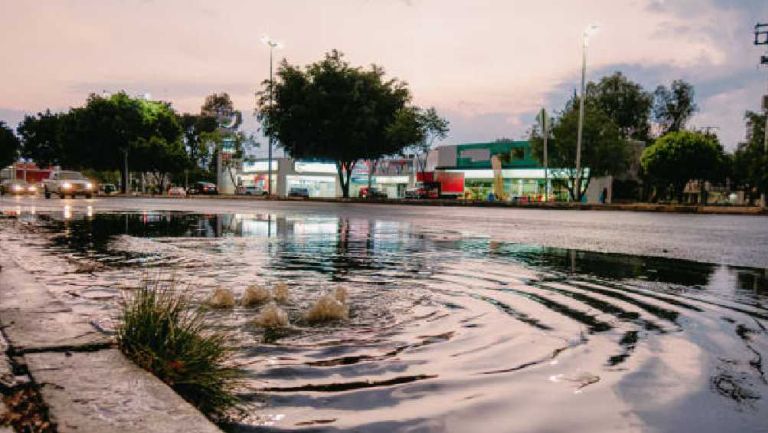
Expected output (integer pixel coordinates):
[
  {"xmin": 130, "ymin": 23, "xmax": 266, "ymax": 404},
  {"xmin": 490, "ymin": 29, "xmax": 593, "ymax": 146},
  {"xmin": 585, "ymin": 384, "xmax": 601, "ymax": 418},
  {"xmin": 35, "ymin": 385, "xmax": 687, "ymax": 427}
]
[
  {"xmin": 530, "ymin": 98, "xmax": 629, "ymax": 201},
  {"xmin": 731, "ymin": 111, "xmax": 767, "ymax": 203},
  {"xmin": 180, "ymin": 113, "xmax": 218, "ymax": 172},
  {"xmin": 641, "ymin": 130, "xmax": 726, "ymax": 202},
  {"xmin": 58, "ymin": 92, "xmax": 184, "ymax": 193},
  {"xmin": 0, "ymin": 121, "xmax": 20, "ymax": 169},
  {"xmin": 17, "ymin": 111, "xmax": 66, "ymax": 167},
  {"xmin": 586, "ymin": 72, "xmax": 653, "ymax": 141},
  {"xmin": 257, "ymin": 50, "xmax": 416, "ymax": 197},
  {"xmin": 653, "ymin": 80, "xmax": 697, "ymax": 134},
  {"xmin": 402, "ymin": 107, "xmax": 449, "ymax": 180},
  {"xmin": 201, "ymin": 93, "xmax": 241, "ymax": 129}
]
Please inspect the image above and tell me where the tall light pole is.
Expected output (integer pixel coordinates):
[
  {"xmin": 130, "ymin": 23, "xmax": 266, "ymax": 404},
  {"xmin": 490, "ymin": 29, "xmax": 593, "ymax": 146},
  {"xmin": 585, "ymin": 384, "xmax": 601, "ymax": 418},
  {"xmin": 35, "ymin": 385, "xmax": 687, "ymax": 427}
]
[
  {"xmin": 575, "ymin": 24, "xmax": 599, "ymax": 203},
  {"xmin": 261, "ymin": 35, "xmax": 283, "ymax": 197}
]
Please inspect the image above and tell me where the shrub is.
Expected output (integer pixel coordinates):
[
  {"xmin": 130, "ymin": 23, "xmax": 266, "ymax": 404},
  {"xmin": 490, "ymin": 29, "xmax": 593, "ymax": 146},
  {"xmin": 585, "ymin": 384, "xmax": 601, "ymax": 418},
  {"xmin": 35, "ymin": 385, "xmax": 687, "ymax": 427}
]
[{"xmin": 115, "ymin": 280, "xmax": 242, "ymax": 419}]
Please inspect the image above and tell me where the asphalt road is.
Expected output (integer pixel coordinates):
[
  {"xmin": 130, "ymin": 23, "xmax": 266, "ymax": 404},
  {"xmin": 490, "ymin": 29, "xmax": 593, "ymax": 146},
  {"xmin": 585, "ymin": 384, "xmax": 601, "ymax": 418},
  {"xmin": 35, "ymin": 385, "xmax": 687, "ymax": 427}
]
[{"xmin": 2, "ymin": 195, "xmax": 767, "ymax": 268}]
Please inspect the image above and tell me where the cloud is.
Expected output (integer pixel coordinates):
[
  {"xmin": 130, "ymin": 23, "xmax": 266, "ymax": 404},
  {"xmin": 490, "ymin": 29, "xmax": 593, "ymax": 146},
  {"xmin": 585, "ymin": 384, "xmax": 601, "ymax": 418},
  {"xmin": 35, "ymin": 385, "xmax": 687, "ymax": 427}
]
[{"xmin": 0, "ymin": 0, "xmax": 766, "ymax": 149}]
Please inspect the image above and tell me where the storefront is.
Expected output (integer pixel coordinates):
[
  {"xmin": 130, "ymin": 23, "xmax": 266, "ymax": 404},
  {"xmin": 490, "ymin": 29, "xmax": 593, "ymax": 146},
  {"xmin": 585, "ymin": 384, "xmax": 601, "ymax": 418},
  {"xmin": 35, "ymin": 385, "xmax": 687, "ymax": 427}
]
[
  {"xmin": 349, "ymin": 159, "xmax": 414, "ymax": 198},
  {"xmin": 435, "ymin": 141, "xmax": 571, "ymax": 201},
  {"xmin": 237, "ymin": 159, "xmax": 340, "ymax": 198}
]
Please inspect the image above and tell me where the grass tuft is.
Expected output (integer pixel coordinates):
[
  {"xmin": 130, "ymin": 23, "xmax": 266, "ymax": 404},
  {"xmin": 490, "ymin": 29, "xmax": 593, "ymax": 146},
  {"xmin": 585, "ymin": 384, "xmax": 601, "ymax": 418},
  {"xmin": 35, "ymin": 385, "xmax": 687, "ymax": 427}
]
[{"xmin": 115, "ymin": 279, "xmax": 242, "ymax": 420}]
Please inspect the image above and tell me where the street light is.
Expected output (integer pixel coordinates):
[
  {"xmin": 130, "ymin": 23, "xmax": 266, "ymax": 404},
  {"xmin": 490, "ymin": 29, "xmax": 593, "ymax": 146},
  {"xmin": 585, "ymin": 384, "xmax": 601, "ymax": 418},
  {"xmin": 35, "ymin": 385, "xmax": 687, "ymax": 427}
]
[
  {"xmin": 574, "ymin": 24, "xmax": 598, "ymax": 202},
  {"xmin": 261, "ymin": 35, "xmax": 283, "ymax": 197}
]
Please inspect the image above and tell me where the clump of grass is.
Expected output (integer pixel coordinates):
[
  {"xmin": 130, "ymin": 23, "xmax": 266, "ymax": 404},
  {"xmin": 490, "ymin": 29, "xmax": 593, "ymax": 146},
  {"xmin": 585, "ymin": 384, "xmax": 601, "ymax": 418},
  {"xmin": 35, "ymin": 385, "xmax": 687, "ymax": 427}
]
[
  {"xmin": 253, "ymin": 302, "xmax": 290, "ymax": 329},
  {"xmin": 116, "ymin": 280, "xmax": 242, "ymax": 420},
  {"xmin": 241, "ymin": 284, "xmax": 272, "ymax": 307},
  {"xmin": 207, "ymin": 287, "xmax": 236, "ymax": 309}
]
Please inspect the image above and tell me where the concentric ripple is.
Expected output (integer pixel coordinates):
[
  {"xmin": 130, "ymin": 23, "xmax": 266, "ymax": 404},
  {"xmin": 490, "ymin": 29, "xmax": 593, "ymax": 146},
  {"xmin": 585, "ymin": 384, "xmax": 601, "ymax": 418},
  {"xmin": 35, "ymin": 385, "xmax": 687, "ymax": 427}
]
[{"xmin": 1, "ymin": 210, "xmax": 766, "ymax": 433}]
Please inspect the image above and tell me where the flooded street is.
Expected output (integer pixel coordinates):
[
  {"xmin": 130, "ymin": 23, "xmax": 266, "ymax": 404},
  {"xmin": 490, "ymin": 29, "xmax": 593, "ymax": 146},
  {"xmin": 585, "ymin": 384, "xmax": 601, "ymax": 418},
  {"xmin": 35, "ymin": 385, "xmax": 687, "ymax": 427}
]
[{"xmin": 1, "ymin": 197, "xmax": 767, "ymax": 432}]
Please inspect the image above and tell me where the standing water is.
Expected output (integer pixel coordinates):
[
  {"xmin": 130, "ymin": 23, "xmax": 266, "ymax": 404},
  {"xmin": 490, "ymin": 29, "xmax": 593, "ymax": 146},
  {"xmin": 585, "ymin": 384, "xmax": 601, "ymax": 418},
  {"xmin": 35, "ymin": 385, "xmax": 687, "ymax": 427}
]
[{"xmin": 1, "ymin": 210, "xmax": 766, "ymax": 433}]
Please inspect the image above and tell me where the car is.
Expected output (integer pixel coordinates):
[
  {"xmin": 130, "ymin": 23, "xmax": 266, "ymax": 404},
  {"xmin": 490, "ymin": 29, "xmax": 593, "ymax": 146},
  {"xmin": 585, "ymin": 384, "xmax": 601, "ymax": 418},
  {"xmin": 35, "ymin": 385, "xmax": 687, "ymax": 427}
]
[
  {"xmin": 187, "ymin": 182, "xmax": 218, "ymax": 195},
  {"xmin": 100, "ymin": 183, "xmax": 118, "ymax": 195},
  {"xmin": 43, "ymin": 170, "xmax": 94, "ymax": 199},
  {"xmin": 358, "ymin": 186, "xmax": 387, "ymax": 199},
  {"xmin": 167, "ymin": 186, "xmax": 187, "ymax": 197},
  {"xmin": 288, "ymin": 187, "xmax": 310, "ymax": 198},
  {"xmin": 0, "ymin": 179, "xmax": 38, "ymax": 196},
  {"xmin": 237, "ymin": 185, "xmax": 268, "ymax": 196}
]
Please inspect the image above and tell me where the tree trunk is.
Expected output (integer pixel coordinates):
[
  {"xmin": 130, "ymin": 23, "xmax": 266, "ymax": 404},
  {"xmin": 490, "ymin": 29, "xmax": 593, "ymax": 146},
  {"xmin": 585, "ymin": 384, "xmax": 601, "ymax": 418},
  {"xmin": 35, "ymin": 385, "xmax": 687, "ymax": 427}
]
[
  {"xmin": 337, "ymin": 161, "xmax": 353, "ymax": 198},
  {"xmin": 579, "ymin": 175, "xmax": 592, "ymax": 202}
]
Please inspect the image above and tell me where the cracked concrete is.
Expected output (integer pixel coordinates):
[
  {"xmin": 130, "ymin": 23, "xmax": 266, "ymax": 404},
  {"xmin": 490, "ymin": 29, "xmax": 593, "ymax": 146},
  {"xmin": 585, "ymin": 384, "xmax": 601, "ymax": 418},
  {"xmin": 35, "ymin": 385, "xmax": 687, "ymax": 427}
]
[{"xmin": 0, "ymin": 248, "xmax": 223, "ymax": 433}]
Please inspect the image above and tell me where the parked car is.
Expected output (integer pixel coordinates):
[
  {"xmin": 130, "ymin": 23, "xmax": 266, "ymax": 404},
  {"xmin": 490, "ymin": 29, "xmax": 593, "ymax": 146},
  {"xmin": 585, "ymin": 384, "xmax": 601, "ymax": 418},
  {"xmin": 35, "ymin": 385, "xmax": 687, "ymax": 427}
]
[
  {"xmin": 0, "ymin": 179, "xmax": 38, "ymax": 196},
  {"xmin": 43, "ymin": 170, "xmax": 94, "ymax": 199},
  {"xmin": 237, "ymin": 185, "xmax": 268, "ymax": 196},
  {"xmin": 405, "ymin": 182, "xmax": 440, "ymax": 199},
  {"xmin": 288, "ymin": 187, "xmax": 310, "ymax": 198},
  {"xmin": 167, "ymin": 186, "xmax": 187, "ymax": 197},
  {"xmin": 187, "ymin": 182, "xmax": 218, "ymax": 195},
  {"xmin": 99, "ymin": 183, "xmax": 117, "ymax": 195},
  {"xmin": 358, "ymin": 186, "xmax": 388, "ymax": 199}
]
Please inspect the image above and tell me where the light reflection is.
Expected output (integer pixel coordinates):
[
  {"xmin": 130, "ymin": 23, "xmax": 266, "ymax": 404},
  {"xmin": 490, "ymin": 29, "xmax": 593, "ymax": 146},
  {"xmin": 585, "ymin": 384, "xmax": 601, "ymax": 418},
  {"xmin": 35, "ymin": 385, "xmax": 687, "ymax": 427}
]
[
  {"xmin": 87, "ymin": 205, "xmax": 93, "ymax": 218},
  {"xmin": 63, "ymin": 205, "xmax": 72, "ymax": 220}
]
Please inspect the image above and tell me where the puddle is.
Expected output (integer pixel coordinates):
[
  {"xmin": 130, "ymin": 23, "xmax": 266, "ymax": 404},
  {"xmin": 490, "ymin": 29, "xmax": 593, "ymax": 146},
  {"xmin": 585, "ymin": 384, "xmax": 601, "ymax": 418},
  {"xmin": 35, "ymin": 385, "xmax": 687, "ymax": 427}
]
[{"xmin": 1, "ymin": 210, "xmax": 767, "ymax": 433}]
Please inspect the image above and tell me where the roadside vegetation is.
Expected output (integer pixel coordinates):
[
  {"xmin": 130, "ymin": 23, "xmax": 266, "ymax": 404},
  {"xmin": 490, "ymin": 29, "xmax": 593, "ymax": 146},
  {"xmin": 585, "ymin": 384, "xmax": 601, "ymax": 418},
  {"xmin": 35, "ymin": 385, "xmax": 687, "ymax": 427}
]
[{"xmin": 115, "ymin": 279, "xmax": 243, "ymax": 420}]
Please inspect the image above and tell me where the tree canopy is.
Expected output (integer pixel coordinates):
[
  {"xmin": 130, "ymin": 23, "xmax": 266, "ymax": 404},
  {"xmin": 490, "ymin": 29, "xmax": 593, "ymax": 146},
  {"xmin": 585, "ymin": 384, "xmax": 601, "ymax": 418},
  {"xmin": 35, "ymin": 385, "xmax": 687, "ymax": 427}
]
[
  {"xmin": 641, "ymin": 130, "xmax": 726, "ymax": 201},
  {"xmin": 257, "ymin": 50, "xmax": 420, "ymax": 197},
  {"xmin": 653, "ymin": 80, "xmax": 698, "ymax": 135},
  {"xmin": 17, "ymin": 92, "xmax": 185, "ymax": 192},
  {"xmin": 731, "ymin": 111, "xmax": 767, "ymax": 203},
  {"xmin": 17, "ymin": 110, "xmax": 65, "ymax": 167},
  {"xmin": 586, "ymin": 72, "xmax": 653, "ymax": 141},
  {"xmin": 530, "ymin": 97, "xmax": 629, "ymax": 201},
  {"xmin": 0, "ymin": 121, "xmax": 20, "ymax": 169}
]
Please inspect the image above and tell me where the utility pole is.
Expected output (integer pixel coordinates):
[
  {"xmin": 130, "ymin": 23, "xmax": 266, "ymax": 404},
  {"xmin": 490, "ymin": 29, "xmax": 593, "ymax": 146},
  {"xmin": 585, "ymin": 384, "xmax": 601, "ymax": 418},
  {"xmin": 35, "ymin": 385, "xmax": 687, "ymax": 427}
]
[
  {"xmin": 575, "ymin": 25, "xmax": 599, "ymax": 203},
  {"xmin": 261, "ymin": 36, "xmax": 282, "ymax": 197},
  {"xmin": 538, "ymin": 108, "xmax": 550, "ymax": 202},
  {"xmin": 756, "ymin": 23, "xmax": 768, "ymax": 152},
  {"xmin": 755, "ymin": 23, "xmax": 768, "ymax": 207}
]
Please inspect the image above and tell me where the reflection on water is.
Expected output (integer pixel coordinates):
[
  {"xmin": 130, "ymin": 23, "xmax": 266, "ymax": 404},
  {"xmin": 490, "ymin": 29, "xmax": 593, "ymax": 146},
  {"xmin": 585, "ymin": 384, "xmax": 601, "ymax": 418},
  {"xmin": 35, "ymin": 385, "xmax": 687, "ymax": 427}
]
[{"xmin": 6, "ymin": 210, "xmax": 768, "ymax": 432}]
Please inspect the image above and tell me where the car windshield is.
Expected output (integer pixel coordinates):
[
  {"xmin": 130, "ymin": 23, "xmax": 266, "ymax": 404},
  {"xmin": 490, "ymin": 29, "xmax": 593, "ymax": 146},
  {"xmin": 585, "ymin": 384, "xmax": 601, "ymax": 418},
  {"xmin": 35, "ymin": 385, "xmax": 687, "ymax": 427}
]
[{"xmin": 59, "ymin": 172, "xmax": 85, "ymax": 180}]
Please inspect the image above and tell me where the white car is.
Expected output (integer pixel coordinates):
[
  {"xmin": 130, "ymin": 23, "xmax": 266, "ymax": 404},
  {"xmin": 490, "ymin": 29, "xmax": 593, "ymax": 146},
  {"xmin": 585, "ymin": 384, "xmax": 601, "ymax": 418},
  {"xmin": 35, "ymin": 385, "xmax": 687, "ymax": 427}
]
[{"xmin": 43, "ymin": 170, "xmax": 95, "ymax": 199}]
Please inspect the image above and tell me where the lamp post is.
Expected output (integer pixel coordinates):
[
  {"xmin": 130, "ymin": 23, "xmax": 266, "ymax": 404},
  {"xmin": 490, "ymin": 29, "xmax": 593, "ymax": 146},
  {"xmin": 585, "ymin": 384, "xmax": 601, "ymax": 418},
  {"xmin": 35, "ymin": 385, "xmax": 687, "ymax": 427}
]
[
  {"xmin": 575, "ymin": 24, "xmax": 599, "ymax": 203},
  {"xmin": 261, "ymin": 35, "xmax": 283, "ymax": 197}
]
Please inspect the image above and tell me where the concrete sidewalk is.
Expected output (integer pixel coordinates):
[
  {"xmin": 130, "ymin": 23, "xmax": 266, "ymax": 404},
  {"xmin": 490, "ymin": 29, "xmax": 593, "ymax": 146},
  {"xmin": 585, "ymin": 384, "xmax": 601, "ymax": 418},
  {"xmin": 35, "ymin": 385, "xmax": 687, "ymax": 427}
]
[{"xmin": 0, "ymin": 252, "xmax": 223, "ymax": 433}]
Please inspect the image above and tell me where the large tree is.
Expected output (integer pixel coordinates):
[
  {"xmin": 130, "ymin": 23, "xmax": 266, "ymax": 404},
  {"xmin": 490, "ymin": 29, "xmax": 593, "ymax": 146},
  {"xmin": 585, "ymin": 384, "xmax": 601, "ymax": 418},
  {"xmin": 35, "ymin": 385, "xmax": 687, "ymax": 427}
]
[
  {"xmin": 641, "ymin": 130, "xmax": 726, "ymax": 202},
  {"xmin": 731, "ymin": 111, "xmax": 767, "ymax": 204},
  {"xmin": 530, "ymin": 98, "xmax": 629, "ymax": 201},
  {"xmin": 17, "ymin": 111, "xmax": 66, "ymax": 167},
  {"xmin": 56, "ymin": 92, "xmax": 183, "ymax": 193},
  {"xmin": 586, "ymin": 72, "xmax": 653, "ymax": 141},
  {"xmin": 0, "ymin": 121, "xmax": 20, "ymax": 169},
  {"xmin": 653, "ymin": 80, "xmax": 698, "ymax": 134},
  {"xmin": 257, "ymin": 50, "xmax": 416, "ymax": 197}
]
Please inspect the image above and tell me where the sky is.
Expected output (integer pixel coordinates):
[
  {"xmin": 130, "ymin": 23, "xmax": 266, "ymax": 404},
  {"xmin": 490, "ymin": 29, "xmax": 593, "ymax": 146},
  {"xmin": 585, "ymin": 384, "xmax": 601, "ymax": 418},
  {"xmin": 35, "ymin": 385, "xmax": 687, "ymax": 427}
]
[{"xmin": 1, "ymin": 0, "xmax": 766, "ymax": 152}]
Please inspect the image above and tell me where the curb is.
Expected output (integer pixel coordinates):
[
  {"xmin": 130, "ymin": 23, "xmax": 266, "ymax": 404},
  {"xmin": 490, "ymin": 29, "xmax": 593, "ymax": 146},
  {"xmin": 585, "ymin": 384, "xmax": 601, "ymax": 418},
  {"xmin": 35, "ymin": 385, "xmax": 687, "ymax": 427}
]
[{"xmin": 0, "ymin": 253, "xmax": 224, "ymax": 433}]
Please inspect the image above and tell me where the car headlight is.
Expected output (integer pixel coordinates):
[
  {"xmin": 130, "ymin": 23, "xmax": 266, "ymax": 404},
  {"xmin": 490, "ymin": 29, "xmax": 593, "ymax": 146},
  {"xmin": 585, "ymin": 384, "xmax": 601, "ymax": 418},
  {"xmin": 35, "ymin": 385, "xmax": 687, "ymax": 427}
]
[
  {"xmin": 62, "ymin": 182, "xmax": 72, "ymax": 189},
  {"xmin": 12, "ymin": 185, "xmax": 22, "ymax": 192},
  {"xmin": 85, "ymin": 182, "xmax": 93, "ymax": 189},
  {"xmin": 27, "ymin": 186, "xmax": 36, "ymax": 192}
]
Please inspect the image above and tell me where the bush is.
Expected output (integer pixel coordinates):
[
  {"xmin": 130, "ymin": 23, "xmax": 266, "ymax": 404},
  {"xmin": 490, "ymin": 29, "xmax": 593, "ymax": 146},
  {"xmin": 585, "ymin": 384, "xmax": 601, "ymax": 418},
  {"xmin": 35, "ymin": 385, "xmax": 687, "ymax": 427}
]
[{"xmin": 115, "ymin": 280, "xmax": 242, "ymax": 419}]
